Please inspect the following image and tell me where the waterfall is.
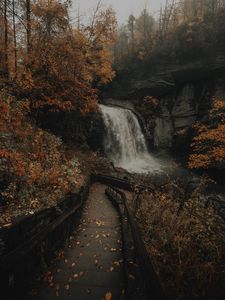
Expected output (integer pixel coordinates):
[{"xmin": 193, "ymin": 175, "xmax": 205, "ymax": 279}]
[{"xmin": 100, "ymin": 104, "xmax": 161, "ymax": 173}]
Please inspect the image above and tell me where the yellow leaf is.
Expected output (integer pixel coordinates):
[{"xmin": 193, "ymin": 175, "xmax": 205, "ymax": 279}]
[{"xmin": 105, "ymin": 291, "xmax": 112, "ymax": 300}]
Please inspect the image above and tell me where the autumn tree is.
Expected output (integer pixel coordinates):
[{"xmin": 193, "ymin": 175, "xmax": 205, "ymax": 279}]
[
  {"xmin": 16, "ymin": 0, "xmax": 116, "ymax": 115},
  {"xmin": 86, "ymin": 4, "xmax": 117, "ymax": 85},
  {"xmin": 12, "ymin": 0, "xmax": 17, "ymax": 75},
  {"xmin": 0, "ymin": 0, "xmax": 117, "ymax": 215},
  {"xmin": 0, "ymin": 0, "xmax": 27, "ymax": 78},
  {"xmin": 113, "ymin": 25, "xmax": 129, "ymax": 69},
  {"xmin": 128, "ymin": 14, "xmax": 135, "ymax": 56},
  {"xmin": 135, "ymin": 9, "xmax": 155, "ymax": 58},
  {"xmin": 25, "ymin": 0, "xmax": 31, "ymax": 53},
  {"xmin": 189, "ymin": 98, "xmax": 225, "ymax": 169},
  {"xmin": 0, "ymin": 0, "xmax": 9, "ymax": 78},
  {"xmin": 113, "ymin": 8, "xmax": 157, "ymax": 65},
  {"xmin": 113, "ymin": 0, "xmax": 225, "ymax": 71},
  {"xmin": 24, "ymin": 0, "xmax": 91, "ymax": 113},
  {"xmin": 0, "ymin": 90, "xmax": 84, "ymax": 213}
]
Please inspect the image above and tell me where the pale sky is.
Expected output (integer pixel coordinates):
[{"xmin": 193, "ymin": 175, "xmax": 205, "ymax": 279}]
[{"xmin": 71, "ymin": 0, "xmax": 168, "ymax": 24}]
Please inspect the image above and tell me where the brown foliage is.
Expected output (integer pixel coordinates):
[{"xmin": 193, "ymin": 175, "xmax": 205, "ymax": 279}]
[
  {"xmin": 189, "ymin": 98, "xmax": 225, "ymax": 169},
  {"xmin": 134, "ymin": 176, "xmax": 225, "ymax": 299},
  {"xmin": 0, "ymin": 91, "xmax": 84, "ymax": 225},
  {"xmin": 0, "ymin": 0, "xmax": 116, "ymax": 114}
]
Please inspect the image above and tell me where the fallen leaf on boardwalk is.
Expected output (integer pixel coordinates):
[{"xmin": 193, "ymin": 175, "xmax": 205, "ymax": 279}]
[
  {"xmin": 94, "ymin": 259, "xmax": 98, "ymax": 265},
  {"xmin": 58, "ymin": 251, "xmax": 65, "ymax": 258},
  {"xmin": 73, "ymin": 274, "xmax": 79, "ymax": 279},
  {"xmin": 129, "ymin": 274, "xmax": 135, "ymax": 280},
  {"xmin": 44, "ymin": 271, "xmax": 53, "ymax": 285},
  {"xmin": 120, "ymin": 289, "xmax": 125, "ymax": 300},
  {"xmin": 110, "ymin": 248, "xmax": 117, "ymax": 252},
  {"xmin": 30, "ymin": 288, "xmax": 38, "ymax": 296},
  {"xmin": 79, "ymin": 271, "xmax": 84, "ymax": 277},
  {"xmin": 64, "ymin": 259, "xmax": 68, "ymax": 263},
  {"xmin": 64, "ymin": 284, "xmax": 70, "ymax": 290},
  {"xmin": 105, "ymin": 291, "xmax": 113, "ymax": 300},
  {"xmin": 96, "ymin": 220, "xmax": 104, "ymax": 227},
  {"xmin": 2, "ymin": 223, "xmax": 12, "ymax": 228},
  {"xmin": 110, "ymin": 266, "xmax": 114, "ymax": 272}
]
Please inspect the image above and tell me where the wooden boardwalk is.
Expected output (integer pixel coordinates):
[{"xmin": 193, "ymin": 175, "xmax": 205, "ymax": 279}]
[{"xmin": 30, "ymin": 183, "xmax": 124, "ymax": 300}]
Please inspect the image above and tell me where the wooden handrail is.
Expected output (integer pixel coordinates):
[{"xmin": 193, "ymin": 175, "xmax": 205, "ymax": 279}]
[
  {"xmin": 0, "ymin": 200, "xmax": 83, "ymax": 272},
  {"xmin": 106, "ymin": 185, "xmax": 166, "ymax": 300}
]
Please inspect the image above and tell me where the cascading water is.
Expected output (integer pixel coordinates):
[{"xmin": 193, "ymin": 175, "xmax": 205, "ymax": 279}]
[{"xmin": 100, "ymin": 104, "xmax": 161, "ymax": 173}]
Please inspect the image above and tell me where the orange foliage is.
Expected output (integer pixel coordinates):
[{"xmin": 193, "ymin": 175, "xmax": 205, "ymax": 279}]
[
  {"xmin": 0, "ymin": 0, "xmax": 116, "ymax": 215},
  {"xmin": 189, "ymin": 98, "xmax": 225, "ymax": 169},
  {"xmin": 16, "ymin": 0, "xmax": 116, "ymax": 114},
  {"xmin": 0, "ymin": 91, "xmax": 84, "ymax": 208},
  {"xmin": 144, "ymin": 96, "xmax": 160, "ymax": 111}
]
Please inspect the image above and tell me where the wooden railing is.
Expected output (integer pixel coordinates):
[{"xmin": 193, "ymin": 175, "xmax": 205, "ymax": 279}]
[
  {"xmin": 105, "ymin": 185, "xmax": 166, "ymax": 300},
  {"xmin": 0, "ymin": 181, "xmax": 91, "ymax": 299},
  {"xmin": 0, "ymin": 174, "xmax": 166, "ymax": 300}
]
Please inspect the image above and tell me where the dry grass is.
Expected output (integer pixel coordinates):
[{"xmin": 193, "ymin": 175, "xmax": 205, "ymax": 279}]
[{"xmin": 133, "ymin": 177, "xmax": 225, "ymax": 299}]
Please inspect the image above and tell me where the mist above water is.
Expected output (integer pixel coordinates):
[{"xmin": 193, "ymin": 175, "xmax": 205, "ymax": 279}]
[{"xmin": 100, "ymin": 104, "xmax": 162, "ymax": 173}]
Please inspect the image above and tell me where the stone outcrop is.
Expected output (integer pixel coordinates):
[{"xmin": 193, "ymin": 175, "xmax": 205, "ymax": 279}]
[
  {"xmin": 154, "ymin": 83, "xmax": 198, "ymax": 149},
  {"xmin": 103, "ymin": 56, "xmax": 225, "ymax": 152}
]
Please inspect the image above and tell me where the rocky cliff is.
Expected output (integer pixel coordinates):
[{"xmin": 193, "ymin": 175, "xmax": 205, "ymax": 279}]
[{"xmin": 103, "ymin": 55, "xmax": 225, "ymax": 153}]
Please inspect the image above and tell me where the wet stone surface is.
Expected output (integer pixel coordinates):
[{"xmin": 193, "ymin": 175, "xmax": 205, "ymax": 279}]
[{"xmin": 29, "ymin": 183, "xmax": 124, "ymax": 300}]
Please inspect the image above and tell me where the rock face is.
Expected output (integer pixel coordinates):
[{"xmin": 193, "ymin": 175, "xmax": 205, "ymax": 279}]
[
  {"xmin": 154, "ymin": 84, "xmax": 198, "ymax": 149},
  {"xmin": 172, "ymin": 84, "xmax": 197, "ymax": 128},
  {"xmin": 103, "ymin": 57, "xmax": 225, "ymax": 152},
  {"xmin": 86, "ymin": 112, "xmax": 105, "ymax": 152},
  {"xmin": 154, "ymin": 116, "xmax": 173, "ymax": 149},
  {"xmin": 155, "ymin": 79, "xmax": 225, "ymax": 151}
]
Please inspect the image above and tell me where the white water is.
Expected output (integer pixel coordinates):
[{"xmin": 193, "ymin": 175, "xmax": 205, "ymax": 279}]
[{"xmin": 100, "ymin": 104, "xmax": 162, "ymax": 173}]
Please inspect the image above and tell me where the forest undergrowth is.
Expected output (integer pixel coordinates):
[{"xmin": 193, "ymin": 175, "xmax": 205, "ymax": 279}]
[
  {"xmin": 0, "ymin": 0, "xmax": 117, "ymax": 227},
  {"xmin": 130, "ymin": 175, "xmax": 225, "ymax": 300},
  {"xmin": 0, "ymin": 89, "xmax": 86, "ymax": 226}
]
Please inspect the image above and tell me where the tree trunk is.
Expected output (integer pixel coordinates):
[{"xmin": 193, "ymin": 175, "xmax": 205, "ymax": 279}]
[
  {"xmin": 26, "ymin": 0, "xmax": 31, "ymax": 53},
  {"xmin": 4, "ymin": 0, "xmax": 8, "ymax": 78},
  {"xmin": 12, "ymin": 0, "xmax": 17, "ymax": 76}
]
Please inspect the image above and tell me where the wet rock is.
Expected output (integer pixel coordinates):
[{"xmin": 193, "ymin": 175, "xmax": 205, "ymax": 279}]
[
  {"xmin": 103, "ymin": 56, "xmax": 225, "ymax": 152},
  {"xmin": 86, "ymin": 112, "xmax": 105, "ymax": 152},
  {"xmin": 172, "ymin": 84, "xmax": 197, "ymax": 128},
  {"xmin": 154, "ymin": 117, "xmax": 173, "ymax": 149}
]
